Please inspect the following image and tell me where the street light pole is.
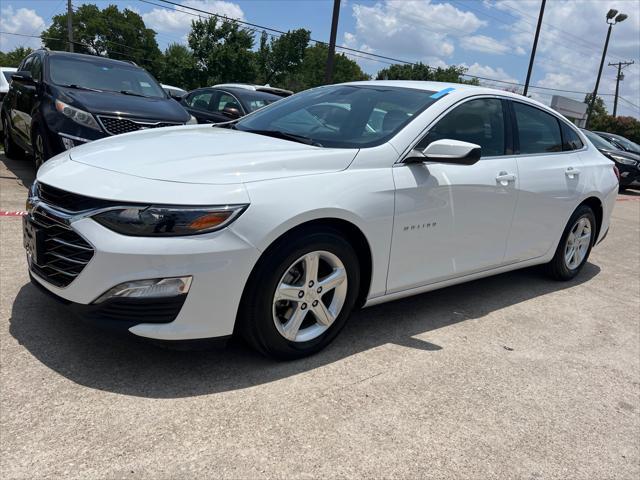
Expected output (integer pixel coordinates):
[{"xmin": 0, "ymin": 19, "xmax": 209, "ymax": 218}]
[
  {"xmin": 523, "ymin": 0, "xmax": 546, "ymax": 97},
  {"xmin": 67, "ymin": 0, "xmax": 73, "ymax": 52},
  {"xmin": 585, "ymin": 9, "xmax": 627, "ymax": 129}
]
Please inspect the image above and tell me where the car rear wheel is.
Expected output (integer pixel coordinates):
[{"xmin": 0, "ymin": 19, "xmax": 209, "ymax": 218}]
[
  {"xmin": 238, "ymin": 227, "xmax": 360, "ymax": 359},
  {"xmin": 545, "ymin": 205, "xmax": 596, "ymax": 281},
  {"xmin": 2, "ymin": 117, "xmax": 24, "ymax": 159}
]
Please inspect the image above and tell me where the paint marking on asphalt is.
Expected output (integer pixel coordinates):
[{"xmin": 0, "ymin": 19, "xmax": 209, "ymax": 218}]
[{"xmin": 0, "ymin": 211, "xmax": 27, "ymax": 216}]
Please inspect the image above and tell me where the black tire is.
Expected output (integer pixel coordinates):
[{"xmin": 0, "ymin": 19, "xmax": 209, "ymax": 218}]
[
  {"xmin": 2, "ymin": 116, "xmax": 25, "ymax": 159},
  {"xmin": 32, "ymin": 123, "xmax": 53, "ymax": 170},
  {"xmin": 238, "ymin": 227, "xmax": 360, "ymax": 360},
  {"xmin": 545, "ymin": 205, "xmax": 596, "ymax": 281}
]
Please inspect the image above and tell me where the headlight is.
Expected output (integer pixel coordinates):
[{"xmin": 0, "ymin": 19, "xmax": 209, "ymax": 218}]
[
  {"xmin": 55, "ymin": 100, "xmax": 101, "ymax": 131},
  {"xmin": 186, "ymin": 115, "xmax": 198, "ymax": 125},
  {"xmin": 609, "ymin": 154, "xmax": 638, "ymax": 166},
  {"xmin": 92, "ymin": 204, "xmax": 248, "ymax": 236}
]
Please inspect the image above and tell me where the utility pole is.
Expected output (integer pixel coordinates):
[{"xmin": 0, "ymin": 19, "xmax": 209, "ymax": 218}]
[
  {"xmin": 609, "ymin": 60, "xmax": 634, "ymax": 116},
  {"xmin": 67, "ymin": 0, "xmax": 73, "ymax": 52},
  {"xmin": 523, "ymin": 0, "xmax": 545, "ymax": 97},
  {"xmin": 325, "ymin": 0, "xmax": 341, "ymax": 84}
]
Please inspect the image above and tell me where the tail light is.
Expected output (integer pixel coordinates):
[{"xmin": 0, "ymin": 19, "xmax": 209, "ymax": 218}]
[{"xmin": 612, "ymin": 165, "xmax": 620, "ymax": 182}]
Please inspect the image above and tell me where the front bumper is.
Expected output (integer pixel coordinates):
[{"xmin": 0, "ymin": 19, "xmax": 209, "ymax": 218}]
[{"xmin": 28, "ymin": 216, "xmax": 261, "ymax": 341}]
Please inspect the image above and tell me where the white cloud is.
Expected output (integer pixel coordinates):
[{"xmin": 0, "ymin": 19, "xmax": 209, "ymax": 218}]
[
  {"xmin": 463, "ymin": 62, "xmax": 519, "ymax": 84},
  {"xmin": 344, "ymin": 0, "xmax": 486, "ymax": 65},
  {"xmin": 459, "ymin": 35, "xmax": 511, "ymax": 55},
  {"xmin": 143, "ymin": 0, "xmax": 244, "ymax": 34},
  {"xmin": 0, "ymin": 5, "xmax": 45, "ymax": 51},
  {"xmin": 488, "ymin": 0, "xmax": 640, "ymax": 117}
]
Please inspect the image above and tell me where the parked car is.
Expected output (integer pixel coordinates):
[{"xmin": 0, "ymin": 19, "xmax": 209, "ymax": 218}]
[
  {"xmin": 181, "ymin": 85, "xmax": 284, "ymax": 124},
  {"xmin": 1, "ymin": 50, "xmax": 195, "ymax": 168},
  {"xmin": 161, "ymin": 83, "xmax": 187, "ymax": 100},
  {"xmin": 582, "ymin": 129, "xmax": 639, "ymax": 190},
  {"xmin": 0, "ymin": 67, "xmax": 17, "ymax": 132},
  {"xmin": 25, "ymin": 81, "xmax": 618, "ymax": 359},
  {"xmin": 212, "ymin": 83, "xmax": 293, "ymax": 97},
  {"xmin": 594, "ymin": 131, "xmax": 640, "ymax": 155}
]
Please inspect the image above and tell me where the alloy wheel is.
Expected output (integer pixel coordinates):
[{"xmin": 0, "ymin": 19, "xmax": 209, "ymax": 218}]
[
  {"xmin": 564, "ymin": 216, "xmax": 591, "ymax": 269},
  {"xmin": 34, "ymin": 133, "xmax": 44, "ymax": 169},
  {"xmin": 272, "ymin": 250, "xmax": 348, "ymax": 343}
]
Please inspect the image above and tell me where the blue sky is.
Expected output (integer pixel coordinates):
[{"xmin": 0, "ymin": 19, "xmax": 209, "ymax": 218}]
[{"xmin": 1, "ymin": 0, "xmax": 639, "ymax": 118}]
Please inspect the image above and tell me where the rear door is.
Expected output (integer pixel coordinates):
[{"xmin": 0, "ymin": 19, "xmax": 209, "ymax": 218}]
[
  {"xmin": 12, "ymin": 55, "xmax": 34, "ymax": 142},
  {"xmin": 504, "ymin": 101, "xmax": 586, "ymax": 262},
  {"xmin": 181, "ymin": 89, "xmax": 219, "ymax": 123}
]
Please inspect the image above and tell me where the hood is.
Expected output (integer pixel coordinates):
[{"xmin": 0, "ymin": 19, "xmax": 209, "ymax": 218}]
[
  {"xmin": 67, "ymin": 125, "xmax": 359, "ymax": 185},
  {"xmin": 597, "ymin": 147, "xmax": 640, "ymax": 162},
  {"xmin": 58, "ymin": 88, "xmax": 190, "ymax": 122}
]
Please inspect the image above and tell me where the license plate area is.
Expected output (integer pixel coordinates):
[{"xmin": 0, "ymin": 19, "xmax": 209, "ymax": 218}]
[{"xmin": 23, "ymin": 217, "xmax": 45, "ymax": 266}]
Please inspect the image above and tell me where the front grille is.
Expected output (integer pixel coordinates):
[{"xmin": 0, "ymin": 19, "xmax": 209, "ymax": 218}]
[
  {"xmin": 37, "ymin": 182, "xmax": 121, "ymax": 213},
  {"xmin": 29, "ymin": 206, "xmax": 94, "ymax": 288},
  {"xmin": 97, "ymin": 116, "xmax": 181, "ymax": 136}
]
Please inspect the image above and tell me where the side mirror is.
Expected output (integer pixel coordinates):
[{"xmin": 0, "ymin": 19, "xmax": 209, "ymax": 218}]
[
  {"xmin": 406, "ymin": 139, "xmax": 481, "ymax": 165},
  {"xmin": 166, "ymin": 91, "xmax": 184, "ymax": 101},
  {"xmin": 12, "ymin": 70, "xmax": 34, "ymax": 85},
  {"xmin": 222, "ymin": 105, "xmax": 241, "ymax": 119}
]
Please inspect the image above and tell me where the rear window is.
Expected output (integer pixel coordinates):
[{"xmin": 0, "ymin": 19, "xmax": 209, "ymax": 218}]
[{"xmin": 513, "ymin": 102, "xmax": 562, "ymax": 154}]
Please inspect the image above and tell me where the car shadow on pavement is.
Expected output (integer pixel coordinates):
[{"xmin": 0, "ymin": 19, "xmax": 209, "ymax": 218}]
[
  {"xmin": 10, "ymin": 263, "xmax": 600, "ymax": 398},
  {"xmin": 0, "ymin": 153, "xmax": 36, "ymax": 187}
]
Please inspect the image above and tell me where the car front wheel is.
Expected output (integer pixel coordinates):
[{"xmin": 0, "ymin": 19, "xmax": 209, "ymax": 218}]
[{"xmin": 238, "ymin": 227, "xmax": 360, "ymax": 359}]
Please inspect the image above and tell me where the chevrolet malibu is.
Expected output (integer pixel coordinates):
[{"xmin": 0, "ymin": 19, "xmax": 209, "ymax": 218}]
[{"xmin": 24, "ymin": 81, "xmax": 618, "ymax": 359}]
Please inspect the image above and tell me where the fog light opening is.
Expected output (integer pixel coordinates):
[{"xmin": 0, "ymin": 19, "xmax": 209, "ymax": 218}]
[{"xmin": 94, "ymin": 276, "xmax": 192, "ymax": 304}]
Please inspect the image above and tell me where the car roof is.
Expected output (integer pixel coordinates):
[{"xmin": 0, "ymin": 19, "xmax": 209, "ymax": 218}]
[
  {"xmin": 211, "ymin": 83, "xmax": 293, "ymax": 96},
  {"xmin": 0, "ymin": 67, "xmax": 18, "ymax": 72},
  {"xmin": 45, "ymin": 50, "xmax": 138, "ymax": 67}
]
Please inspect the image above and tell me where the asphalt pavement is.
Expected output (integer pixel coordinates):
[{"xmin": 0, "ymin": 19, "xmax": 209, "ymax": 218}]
[{"xmin": 1, "ymin": 153, "xmax": 639, "ymax": 479}]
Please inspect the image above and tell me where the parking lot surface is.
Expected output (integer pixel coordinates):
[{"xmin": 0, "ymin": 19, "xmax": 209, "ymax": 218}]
[{"xmin": 1, "ymin": 153, "xmax": 639, "ymax": 479}]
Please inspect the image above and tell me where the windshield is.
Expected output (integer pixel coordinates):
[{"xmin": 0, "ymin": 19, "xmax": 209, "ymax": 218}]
[
  {"xmin": 235, "ymin": 85, "xmax": 439, "ymax": 148},
  {"xmin": 49, "ymin": 56, "xmax": 167, "ymax": 99},
  {"xmin": 582, "ymin": 129, "xmax": 619, "ymax": 150},
  {"xmin": 607, "ymin": 134, "xmax": 640, "ymax": 154}
]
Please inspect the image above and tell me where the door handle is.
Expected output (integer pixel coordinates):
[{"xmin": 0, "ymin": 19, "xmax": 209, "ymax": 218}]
[
  {"xmin": 565, "ymin": 167, "xmax": 580, "ymax": 178},
  {"xmin": 496, "ymin": 171, "xmax": 516, "ymax": 186}
]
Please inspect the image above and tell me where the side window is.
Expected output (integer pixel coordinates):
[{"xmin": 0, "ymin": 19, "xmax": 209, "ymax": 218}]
[
  {"xmin": 560, "ymin": 122, "xmax": 584, "ymax": 151},
  {"xmin": 416, "ymin": 98, "xmax": 506, "ymax": 156},
  {"xmin": 215, "ymin": 93, "xmax": 242, "ymax": 113},
  {"xmin": 30, "ymin": 55, "xmax": 42, "ymax": 81},
  {"xmin": 20, "ymin": 56, "xmax": 33, "ymax": 73},
  {"xmin": 186, "ymin": 91, "xmax": 213, "ymax": 110},
  {"xmin": 513, "ymin": 102, "xmax": 562, "ymax": 154}
]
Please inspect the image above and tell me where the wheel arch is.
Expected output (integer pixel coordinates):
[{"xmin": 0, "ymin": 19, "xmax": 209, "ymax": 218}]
[
  {"xmin": 240, "ymin": 216, "xmax": 374, "ymax": 313},
  {"xmin": 579, "ymin": 195, "xmax": 603, "ymax": 240}
]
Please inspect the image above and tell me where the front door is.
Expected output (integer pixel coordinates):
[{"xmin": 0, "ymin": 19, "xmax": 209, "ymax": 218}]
[{"xmin": 387, "ymin": 97, "xmax": 519, "ymax": 293}]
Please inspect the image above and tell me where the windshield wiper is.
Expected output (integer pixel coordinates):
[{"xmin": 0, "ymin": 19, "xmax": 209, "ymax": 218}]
[
  {"xmin": 118, "ymin": 90, "xmax": 148, "ymax": 98},
  {"xmin": 242, "ymin": 129, "xmax": 322, "ymax": 146},
  {"xmin": 59, "ymin": 84, "xmax": 102, "ymax": 92}
]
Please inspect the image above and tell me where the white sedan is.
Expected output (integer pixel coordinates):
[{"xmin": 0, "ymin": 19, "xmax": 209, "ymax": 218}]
[{"xmin": 25, "ymin": 81, "xmax": 618, "ymax": 359}]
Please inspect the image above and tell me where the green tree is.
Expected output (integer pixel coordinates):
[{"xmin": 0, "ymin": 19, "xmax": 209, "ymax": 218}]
[
  {"xmin": 0, "ymin": 47, "xmax": 33, "ymax": 67},
  {"xmin": 589, "ymin": 115, "xmax": 640, "ymax": 144},
  {"xmin": 159, "ymin": 43, "xmax": 199, "ymax": 90},
  {"xmin": 256, "ymin": 29, "xmax": 310, "ymax": 85},
  {"xmin": 188, "ymin": 17, "xmax": 256, "ymax": 85},
  {"xmin": 376, "ymin": 62, "xmax": 479, "ymax": 85},
  {"xmin": 584, "ymin": 93, "xmax": 608, "ymax": 125},
  {"xmin": 41, "ymin": 4, "xmax": 162, "ymax": 75},
  {"xmin": 285, "ymin": 44, "xmax": 369, "ymax": 91}
]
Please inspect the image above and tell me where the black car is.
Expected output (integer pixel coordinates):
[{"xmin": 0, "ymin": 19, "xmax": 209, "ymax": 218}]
[
  {"xmin": 594, "ymin": 131, "xmax": 640, "ymax": 155},
  {"xmin": 1, "ymin": 50, "xmax": 193, "ymax": 168},
  {"xmin": 582, "ymin": 129, "xmax": 640, "ymax": 190},
  {"xmin": 181, "ymin": 86, "xmax": 284, "ymax": 124}
]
